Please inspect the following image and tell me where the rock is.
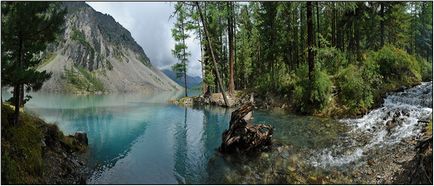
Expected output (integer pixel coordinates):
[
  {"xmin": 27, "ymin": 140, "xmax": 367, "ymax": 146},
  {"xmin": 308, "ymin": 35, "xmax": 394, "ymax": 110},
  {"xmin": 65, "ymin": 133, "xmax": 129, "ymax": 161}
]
[
  {"xmin": 386, "ymin": 120, "xmax": 398, "ymax": 134},
  {"xmin": 219, "ymin": 102, "xmax": 273, "ymax": 153},
  {"xmin": 74, "ymin": 132, "xmax": 88, "ymax": 145},
  {"xmin": 367, "ymin": 159, "xmax": 375, "ymax": 166}
]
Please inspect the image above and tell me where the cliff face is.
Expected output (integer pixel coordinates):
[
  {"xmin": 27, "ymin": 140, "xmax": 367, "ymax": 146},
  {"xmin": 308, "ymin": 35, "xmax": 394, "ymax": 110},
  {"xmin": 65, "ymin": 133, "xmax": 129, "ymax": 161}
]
[{"xmin": 39, "ymin": 2, "xmax": 181, "ymax": 93}]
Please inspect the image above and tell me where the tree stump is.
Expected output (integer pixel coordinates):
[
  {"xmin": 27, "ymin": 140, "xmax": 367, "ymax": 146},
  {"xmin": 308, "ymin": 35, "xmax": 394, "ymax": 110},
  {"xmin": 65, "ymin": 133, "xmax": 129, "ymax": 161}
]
[{"xmin": 219, "ymin": 102, "xmax": 273, "ymax": 153}]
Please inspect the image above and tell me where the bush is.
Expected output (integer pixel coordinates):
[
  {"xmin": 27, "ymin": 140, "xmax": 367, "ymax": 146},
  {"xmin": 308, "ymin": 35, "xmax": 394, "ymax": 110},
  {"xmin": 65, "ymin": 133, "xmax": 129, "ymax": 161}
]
[
  {"xmin": 417, "ymin": 58, "xmax": 433, "ymax": 81},
  {"xmin": 369, "ymin": 45, "xmax": 421, "ymax": 87},
  {"xmin": 315, "ymin": 46, "xmax": 348, "ymax": 74},
  {"xmin": 336, "ymin": 64, "xmax": 374, "ymax": 113},
  {"xmin": 293, "ymin": 65, "xmax": 333, "ymax": 114}
]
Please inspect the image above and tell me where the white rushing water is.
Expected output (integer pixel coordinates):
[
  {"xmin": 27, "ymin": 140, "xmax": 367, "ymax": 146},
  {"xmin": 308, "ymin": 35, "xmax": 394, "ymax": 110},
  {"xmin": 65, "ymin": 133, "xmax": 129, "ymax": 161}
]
[{"xmin": 311, "ymin": 82, "xmax": 433, "ymax": 168}]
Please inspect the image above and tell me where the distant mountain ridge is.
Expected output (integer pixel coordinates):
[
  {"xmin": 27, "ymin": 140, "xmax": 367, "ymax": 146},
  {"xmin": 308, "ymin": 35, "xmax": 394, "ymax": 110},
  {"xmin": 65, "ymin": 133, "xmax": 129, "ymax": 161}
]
[
  {"xmin": 39, "ymin": 2, "xmax": 181, "ymax": 93},
  {"xmin": 162, "ymin": 69, "xmax": 202, "ymax": 89}
]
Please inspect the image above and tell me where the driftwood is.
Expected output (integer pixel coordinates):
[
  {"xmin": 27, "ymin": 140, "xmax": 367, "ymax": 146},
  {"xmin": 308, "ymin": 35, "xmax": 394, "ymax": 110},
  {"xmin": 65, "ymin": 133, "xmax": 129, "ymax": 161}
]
[{"xmin": 219, "ymin": 102, "xmax": 273, "ymax": 153}]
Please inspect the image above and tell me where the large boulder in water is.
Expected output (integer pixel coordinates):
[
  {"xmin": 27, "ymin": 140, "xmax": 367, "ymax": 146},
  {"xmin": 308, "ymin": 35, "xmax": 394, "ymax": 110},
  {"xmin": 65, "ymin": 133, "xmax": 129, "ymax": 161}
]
[{"xmin": 219, "ymin": 102, "xmax": 273, "ymax": 153}]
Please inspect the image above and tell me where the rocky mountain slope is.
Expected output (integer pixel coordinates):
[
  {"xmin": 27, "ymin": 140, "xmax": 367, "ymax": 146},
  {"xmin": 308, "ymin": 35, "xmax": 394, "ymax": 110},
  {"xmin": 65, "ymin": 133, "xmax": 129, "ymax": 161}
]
[{"xmin": 39, "ymin": 2, "xmax": 182, "ymax": 94}]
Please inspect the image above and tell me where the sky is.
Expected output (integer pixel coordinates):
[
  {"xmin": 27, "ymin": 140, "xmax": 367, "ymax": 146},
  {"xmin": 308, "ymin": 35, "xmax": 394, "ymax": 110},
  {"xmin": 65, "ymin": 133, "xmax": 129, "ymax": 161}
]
[{"xmin": 87, "ymin": 2, "xmax": 202, "ymax": 77}]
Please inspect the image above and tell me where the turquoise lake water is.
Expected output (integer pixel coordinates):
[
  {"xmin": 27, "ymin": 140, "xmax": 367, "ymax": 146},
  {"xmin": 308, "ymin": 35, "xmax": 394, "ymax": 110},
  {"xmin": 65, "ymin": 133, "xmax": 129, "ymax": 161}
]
[{"xmin": 1, "ymin": 90, "xmax": 348, "ymax": 184}]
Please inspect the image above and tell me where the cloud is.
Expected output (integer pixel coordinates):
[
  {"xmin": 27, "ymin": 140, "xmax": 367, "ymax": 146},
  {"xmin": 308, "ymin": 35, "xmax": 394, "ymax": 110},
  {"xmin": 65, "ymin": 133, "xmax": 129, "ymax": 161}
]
[{"xmin": 87, "ymin": 2, "xmax": 202, "ymax": 77}]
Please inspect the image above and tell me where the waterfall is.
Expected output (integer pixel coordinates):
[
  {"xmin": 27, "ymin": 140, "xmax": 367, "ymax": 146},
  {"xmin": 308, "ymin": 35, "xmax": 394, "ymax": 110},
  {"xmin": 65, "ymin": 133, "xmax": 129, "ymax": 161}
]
[{"xmin": 311, "ymin": 82, "xmax": 433, "ymax": 168}]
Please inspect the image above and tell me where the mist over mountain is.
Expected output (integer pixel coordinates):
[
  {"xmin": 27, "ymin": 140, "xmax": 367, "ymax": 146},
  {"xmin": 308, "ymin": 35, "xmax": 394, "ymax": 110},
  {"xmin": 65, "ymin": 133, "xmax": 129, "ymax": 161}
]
[
  {"xmin": 39, "ymin": 2, "xmax": 181, "ymax": 94},
  {"xmin": 162, "ymin": 69, "xmax": 202, "ymax": 89}
]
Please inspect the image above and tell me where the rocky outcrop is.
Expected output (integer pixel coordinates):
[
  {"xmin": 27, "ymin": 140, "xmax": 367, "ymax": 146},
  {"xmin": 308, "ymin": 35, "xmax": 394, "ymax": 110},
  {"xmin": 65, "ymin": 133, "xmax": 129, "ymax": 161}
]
[
  {"xmin": 39, "ymin": 2, "xmax": 181, "ymax": 94},
  {"xmin": 219, "ymin": 102, "xmax": 273, "ymax": 153},
  {"xmin": 1, "ymin": 104, "xmax": 89, "ymax": 184},
  {"xmin": 191, "ymin": 91, "xmax": 253, "ymax": 107},
  {"xmin": 41, "ymin": 125, "xmax": 89, "ymax": 184},
  {"xmin": 410, "ymin": 136, "xmax": 433, "ymax": 184}
]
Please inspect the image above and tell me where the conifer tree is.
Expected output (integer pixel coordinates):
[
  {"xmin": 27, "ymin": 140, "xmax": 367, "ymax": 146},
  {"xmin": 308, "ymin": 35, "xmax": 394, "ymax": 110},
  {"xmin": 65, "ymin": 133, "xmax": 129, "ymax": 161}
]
[{"xmin": 1, "ymin": 2, "xmax": 66, "ymax": 125}]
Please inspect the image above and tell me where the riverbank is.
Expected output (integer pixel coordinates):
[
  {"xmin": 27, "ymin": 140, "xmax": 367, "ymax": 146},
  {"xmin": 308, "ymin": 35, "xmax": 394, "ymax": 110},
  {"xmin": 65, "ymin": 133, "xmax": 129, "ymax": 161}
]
[
  {"xmin": 171, "ymin": 81, "xmax": 427, "ymax": 119},
  {"xmin": 1, "ymin": 104, "xmax": 89, "ymax": 184},
  {"xmin": 172, "ymin": 82, "xmax": 432, "ymax": 184}
]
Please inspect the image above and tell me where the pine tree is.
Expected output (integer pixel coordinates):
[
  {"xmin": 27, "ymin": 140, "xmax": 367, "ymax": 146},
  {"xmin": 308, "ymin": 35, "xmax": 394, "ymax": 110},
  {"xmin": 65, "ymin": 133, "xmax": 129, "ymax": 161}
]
[
  {"xmin": 307, "ymin": 2, "xmax": 314, "ymax": 81},
  {"xmin": 1, "ymin": 2, "xmax": 66, "ymax": 125},
  {"xmin": 171, "ymin": 2, "xmax": 191, "ymax": 97}
]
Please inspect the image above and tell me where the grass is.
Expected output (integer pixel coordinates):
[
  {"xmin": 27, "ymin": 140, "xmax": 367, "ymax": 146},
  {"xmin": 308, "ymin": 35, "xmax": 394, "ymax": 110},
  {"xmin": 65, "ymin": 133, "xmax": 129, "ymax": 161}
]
[
  {"xmin": 64, "ymin": 65, "xmax": 105, "ymax": 92},
  {"xmin": 1, "ymin": 104, "xmax": 86, "ymax": 184},
  {"xmin": 1, "ymin": 105, "xmax": 44, "ymax": 184}
]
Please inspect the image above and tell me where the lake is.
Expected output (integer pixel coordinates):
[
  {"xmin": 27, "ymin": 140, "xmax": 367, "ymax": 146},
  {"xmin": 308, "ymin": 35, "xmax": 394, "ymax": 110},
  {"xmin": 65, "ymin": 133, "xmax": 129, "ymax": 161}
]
[{"xmin": 1, "ymin": 82, "xmax": 431, "ymax": 184}]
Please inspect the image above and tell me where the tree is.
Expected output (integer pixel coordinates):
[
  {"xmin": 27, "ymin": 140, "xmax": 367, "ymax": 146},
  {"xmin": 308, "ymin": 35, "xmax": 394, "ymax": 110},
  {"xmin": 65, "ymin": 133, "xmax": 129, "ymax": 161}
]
[
  {"xmin": 1, "ymin": 2, "xmax": 65, "ymax": 125},
  {"xmin": 227, "ymin": 1, "xmax": 235, "ymax": 95},
  {"xmin": 171, "ymin": 2, "xmax": 191, "ymax": 97},
  {"xmin": 195, "ymin": 1, "xmax": 229, "ymax": 107},
  {"xmin": 307, "ymin": 2, "xmax": 314, "ymax": 81}
]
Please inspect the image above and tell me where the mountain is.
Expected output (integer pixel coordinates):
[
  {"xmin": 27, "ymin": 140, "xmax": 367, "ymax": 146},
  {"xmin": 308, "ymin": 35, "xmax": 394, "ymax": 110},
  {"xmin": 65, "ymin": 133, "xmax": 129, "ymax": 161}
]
[
  {"xmin": 161, "ymin": 69, "xmax": 202, "ymax": 89},
  {"xmin": 39, "ymin": 2, "xmax": 182, "ymax": 94}
]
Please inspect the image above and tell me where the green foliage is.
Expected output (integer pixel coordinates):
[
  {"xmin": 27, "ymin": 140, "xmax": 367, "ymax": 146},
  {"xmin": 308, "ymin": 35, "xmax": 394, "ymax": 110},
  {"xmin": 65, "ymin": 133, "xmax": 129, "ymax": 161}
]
[
  {"xmin": 1, "ymin": 2, "xmax": 65, "ymax": 92},
  {"xmin": 427, "ymin": 119, "xmax": 433, "ymax": 136},
  {"xmin": 293, "ymin": 65, "xmax": 333, "ymax": 114},
  {"xmin": 275, "ymin": 71, "xmax": 298, "ymax": 94},
  {"xmin": 1, "ymin": 104, "xmax": 87, "ymax": 184},
  {"xmin": 315, "ymin": 46, "xmax": 348, "ymax": 74},
  {"xmin": 70, "ymin": 28, "xmax": 87, "ymax": 47},
  {"xmin": 64, "ymin": 65, "xmax": 104, "ymax": 92},
  {"xmin": 361, "ymin": 52, "xmax": 383, "ymax": 90},
  {"xmin": 171, "ymin": 63, "xmax": 186, "ymax": 79},
  {"xmin": 368, "ymin": 45, "xmax": 422, "ymax": 89},
  {"xmin": 171, "ymin": 2, "xmax": 191, "ymax": 94},
  {"xmin": 416, "ymin": 58, "xmax": 433, "ymax": 81},
  {"xmin": 1, "ymin": 105, "xmax": 43, "ymax": 184},
  {"xmin": 70, "ymin": 27, "xmax": 95, "ymax": 60},
  {"xmin": 336, "ymin": 64, "xmax": 374, "ymax": 113}
]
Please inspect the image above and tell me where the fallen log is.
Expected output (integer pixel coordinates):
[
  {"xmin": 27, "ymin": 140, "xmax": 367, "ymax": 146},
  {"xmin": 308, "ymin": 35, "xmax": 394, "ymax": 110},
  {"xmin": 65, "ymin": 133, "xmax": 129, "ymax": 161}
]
[{"xmin": 219, "ymin": 102, "xmax": 273, "ymax": 153}]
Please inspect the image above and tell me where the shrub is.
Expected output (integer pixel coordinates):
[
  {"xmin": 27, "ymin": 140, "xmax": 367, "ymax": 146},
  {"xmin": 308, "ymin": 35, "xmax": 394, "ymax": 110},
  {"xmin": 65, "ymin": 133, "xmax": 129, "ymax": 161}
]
[
  {"xmin": 336, "ymin": 64, "xmax": 374, "ymax": 113},
  {"xmin": 315, "ymin": 46, "xmax": 348, "ymax": 74},
  {"xmin": 369, "ymin": 45, "xmax": 421, "ymax": 87},
  {"xmin": 417, "ymin": 58, "xmax": 433, "ymax": 81},
  {"xmin": 293, "ymin": 65, "xmax": 332, "ymax": 114}
]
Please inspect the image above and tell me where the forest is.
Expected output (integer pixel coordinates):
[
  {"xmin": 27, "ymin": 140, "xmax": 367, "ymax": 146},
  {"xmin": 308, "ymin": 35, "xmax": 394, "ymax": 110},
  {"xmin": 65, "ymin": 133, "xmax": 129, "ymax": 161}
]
[{"xmin": 171, "ymin": 1, "xmax": 433, "ymax": 115}]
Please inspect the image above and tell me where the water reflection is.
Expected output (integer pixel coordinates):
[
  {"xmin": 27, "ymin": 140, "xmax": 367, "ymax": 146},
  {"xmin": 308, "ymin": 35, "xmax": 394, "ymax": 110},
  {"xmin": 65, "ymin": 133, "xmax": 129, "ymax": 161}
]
[{"xmin": 1, "ymin": 90, "xmax": 349, "ymax": 184}]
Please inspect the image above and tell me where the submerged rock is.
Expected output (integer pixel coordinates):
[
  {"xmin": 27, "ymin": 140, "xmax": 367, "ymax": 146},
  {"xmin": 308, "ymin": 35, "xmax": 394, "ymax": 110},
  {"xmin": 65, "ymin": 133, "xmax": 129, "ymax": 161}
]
[{"xmin": 219, "ymin": 102, "xmax": 273, "ymax": 153}]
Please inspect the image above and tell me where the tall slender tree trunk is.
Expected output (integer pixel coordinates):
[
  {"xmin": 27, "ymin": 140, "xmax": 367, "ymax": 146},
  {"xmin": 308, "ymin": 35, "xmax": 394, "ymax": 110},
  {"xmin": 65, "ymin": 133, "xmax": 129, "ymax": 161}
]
[
  {"xmin": 293, "ymin": 4, "xmax": 299, "ymax": 67},
  {"xmin": 307, "ymin": 2, "xmax": 314, "ymax": 81},
  {"xmin": 196, "ymin": 2, "xmax": 229, "ymax": 107},
  {"xmin": 14, "ymin": 37, "xmax": 23, "ymax": 125},
  {"xmin": 331, "ymin": 2, "xmax": 336, "ymax": 47},
  {"xmin": 227, "ymin": 2, "xmax": 235, "ymax": 95},
  {"xmin": 198, "ymin": 23, "xmax": 207, "ymax": 95},
  {"xmin": 300, "ymin": 4, "xmax": 305, "ymax": 64},
  {"xmin": 181, "ymin": 19, "xmax": 188, "ymax": 97},
  {"xmin": 316, "ymin": 2, "xmax": 320, "ymax": 48},
  {"xmin": 19, "ymin": 85, "xmax": 24, "ymax": 107}
]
